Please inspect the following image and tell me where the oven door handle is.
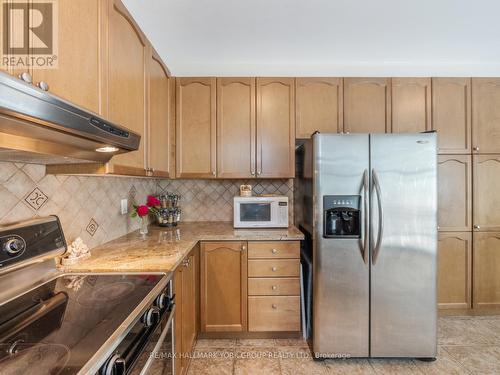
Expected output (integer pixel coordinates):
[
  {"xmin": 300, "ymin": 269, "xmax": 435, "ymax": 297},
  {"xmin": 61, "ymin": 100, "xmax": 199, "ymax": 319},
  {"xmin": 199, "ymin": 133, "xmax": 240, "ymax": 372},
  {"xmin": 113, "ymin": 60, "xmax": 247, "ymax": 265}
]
[{"xmin": 137, "ymin": 305, "xmax": 176, "ymax": 375}]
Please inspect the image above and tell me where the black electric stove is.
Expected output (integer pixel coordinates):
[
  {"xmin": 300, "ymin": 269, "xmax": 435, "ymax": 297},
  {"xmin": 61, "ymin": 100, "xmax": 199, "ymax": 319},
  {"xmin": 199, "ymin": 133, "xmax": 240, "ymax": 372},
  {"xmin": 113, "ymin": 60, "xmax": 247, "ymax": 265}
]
[{"xmin": 0, "ymin": 217, "xmax": 174, "ymax": 375}]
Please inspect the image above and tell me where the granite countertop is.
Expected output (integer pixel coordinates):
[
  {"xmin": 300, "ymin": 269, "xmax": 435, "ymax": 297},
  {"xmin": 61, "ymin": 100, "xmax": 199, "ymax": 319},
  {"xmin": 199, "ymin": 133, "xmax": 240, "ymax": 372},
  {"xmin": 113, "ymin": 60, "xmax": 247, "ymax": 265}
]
[{"xmin": 59, "ymin": 222, "xmax": 304, "ymax": 273}]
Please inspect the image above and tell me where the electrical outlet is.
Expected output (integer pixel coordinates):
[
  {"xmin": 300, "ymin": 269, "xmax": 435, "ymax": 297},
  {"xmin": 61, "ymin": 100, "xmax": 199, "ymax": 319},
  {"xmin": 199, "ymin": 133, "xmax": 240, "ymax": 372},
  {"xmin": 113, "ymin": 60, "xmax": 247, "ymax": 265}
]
[{"xmin": 120, "ymin": 198, "xmax": 128, "ymax": 215}]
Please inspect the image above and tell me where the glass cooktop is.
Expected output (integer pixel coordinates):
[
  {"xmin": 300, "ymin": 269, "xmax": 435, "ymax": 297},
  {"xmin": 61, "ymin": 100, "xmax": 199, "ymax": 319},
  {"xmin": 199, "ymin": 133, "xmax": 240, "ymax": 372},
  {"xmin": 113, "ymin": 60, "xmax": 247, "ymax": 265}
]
[{"xmin": 0, "ymin": 273, "xmax": 164, "ymax": 375}]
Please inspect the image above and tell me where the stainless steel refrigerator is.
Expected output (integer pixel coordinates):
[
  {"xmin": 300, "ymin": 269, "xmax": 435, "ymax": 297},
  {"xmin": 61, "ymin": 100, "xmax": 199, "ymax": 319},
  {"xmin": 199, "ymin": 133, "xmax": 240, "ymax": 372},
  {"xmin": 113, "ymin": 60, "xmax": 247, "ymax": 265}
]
[{"xmin": 295, "ymin": 133, "xmax": 438, "ymax": 360}]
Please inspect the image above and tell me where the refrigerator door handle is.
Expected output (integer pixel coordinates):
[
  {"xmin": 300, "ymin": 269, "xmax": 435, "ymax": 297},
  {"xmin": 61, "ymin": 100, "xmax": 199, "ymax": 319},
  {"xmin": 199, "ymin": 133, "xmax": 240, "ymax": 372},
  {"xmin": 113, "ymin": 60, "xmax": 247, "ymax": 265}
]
[
  {"xmin": 361, "ymin": 169, "xmax": 369, "ymax": 264},
  {"xmin": 372, "ymin": 169, "xmax": 384, "ymax": 265}
]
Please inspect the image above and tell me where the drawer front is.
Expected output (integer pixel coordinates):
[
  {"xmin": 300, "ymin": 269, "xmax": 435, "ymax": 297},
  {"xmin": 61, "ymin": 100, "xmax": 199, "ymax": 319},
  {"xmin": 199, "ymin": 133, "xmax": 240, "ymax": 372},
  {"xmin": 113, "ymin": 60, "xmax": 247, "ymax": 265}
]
[
  {"xmin": 248, "ymin": 278, "xmax": 300, "ymax": 296},
  {"xmin": 248, "ymin": 259, "xmax": 300, "ymax": 277},
  {"xmin": 248, "ymin": 296, "xmax": 301, "ymax": 331},
  {"xmin": 248, "ymin": 241, "xmax": 300, "ymax": 259}
]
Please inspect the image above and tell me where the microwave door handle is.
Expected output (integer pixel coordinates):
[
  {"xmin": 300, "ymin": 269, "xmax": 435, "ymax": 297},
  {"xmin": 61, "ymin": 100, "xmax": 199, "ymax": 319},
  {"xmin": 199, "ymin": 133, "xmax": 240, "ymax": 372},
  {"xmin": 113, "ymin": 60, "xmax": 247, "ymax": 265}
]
[
  {"xmin": 371, "ymin": 169, "xmax": 384, "ymax": 265},
  {"xmin": 361, "ymin": 169, "xmax": 369, "ymax": 265}
]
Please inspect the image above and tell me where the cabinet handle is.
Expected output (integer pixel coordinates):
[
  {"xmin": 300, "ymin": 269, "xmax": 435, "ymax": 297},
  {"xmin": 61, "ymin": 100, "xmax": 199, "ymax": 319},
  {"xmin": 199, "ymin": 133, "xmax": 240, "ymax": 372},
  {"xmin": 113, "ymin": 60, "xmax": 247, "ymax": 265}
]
[
  {"xmin": 37, "ymin": 81, "xmax": 49, "ymax": 91},
  {"xmin": 18, "ymin": 72, "xmax": 32, "ymax": 84},
  {"xmin": 271, "ymin": 248, "xmax": 278, "ymax": 254},
  {"xmin": 271, "ymin": 267, "xmax": 277, "ymax": 272},
  {"xmin": 272, "ymin": 304, "xmax": 277, "ymax": 309},
  {"xmin": 473, "ymin": 146, "xmax": 479, "ymax": 152},
  {"xmin": 212, "ymin": 171, "xmax": 216, "ymax": 177},
  {"xmin": 474, "ymin": 225, "xmax": 481, "ymax": 230},
  {"xmin": 272, "ymin": 285, "xmax": 277, "ymax": 290}
]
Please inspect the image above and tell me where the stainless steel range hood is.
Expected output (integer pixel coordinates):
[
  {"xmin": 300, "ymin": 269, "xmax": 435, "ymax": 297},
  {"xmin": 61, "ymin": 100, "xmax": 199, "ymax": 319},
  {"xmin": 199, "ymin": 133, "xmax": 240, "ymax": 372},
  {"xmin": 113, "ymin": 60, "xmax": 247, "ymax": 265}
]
[{"xmin": 0, "ymin": 71, "xmax": 140, "ymax": 165}]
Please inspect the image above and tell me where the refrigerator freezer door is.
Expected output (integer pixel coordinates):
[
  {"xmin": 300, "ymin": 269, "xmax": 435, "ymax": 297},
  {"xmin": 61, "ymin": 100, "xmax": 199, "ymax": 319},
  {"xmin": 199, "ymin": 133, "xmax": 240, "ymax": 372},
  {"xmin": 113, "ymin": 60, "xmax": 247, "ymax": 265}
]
[
  {"xmin": 370, "ymin": 133, "xmax": 438, "ymax": 358},
  {"xmin": 312, "ymin": 134, "xmax": 370, "ymax": 358}
]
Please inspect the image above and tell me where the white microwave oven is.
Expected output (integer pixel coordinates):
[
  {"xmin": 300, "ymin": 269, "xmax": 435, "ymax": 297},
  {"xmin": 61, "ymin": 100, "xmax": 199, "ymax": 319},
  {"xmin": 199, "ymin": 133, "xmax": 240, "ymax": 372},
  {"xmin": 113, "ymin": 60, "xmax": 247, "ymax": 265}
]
[{"xmin": 233, "ymin": 196, "xmax": 289, "ymax": 228}]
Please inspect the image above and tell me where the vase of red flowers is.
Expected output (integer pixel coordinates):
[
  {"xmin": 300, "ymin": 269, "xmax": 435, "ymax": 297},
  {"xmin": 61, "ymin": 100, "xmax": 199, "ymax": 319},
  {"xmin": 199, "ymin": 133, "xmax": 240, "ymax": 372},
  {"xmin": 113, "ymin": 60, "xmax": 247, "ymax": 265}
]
[{"xmin": 131, "ymin": 195, "xmax": 162, "ymax": 235}]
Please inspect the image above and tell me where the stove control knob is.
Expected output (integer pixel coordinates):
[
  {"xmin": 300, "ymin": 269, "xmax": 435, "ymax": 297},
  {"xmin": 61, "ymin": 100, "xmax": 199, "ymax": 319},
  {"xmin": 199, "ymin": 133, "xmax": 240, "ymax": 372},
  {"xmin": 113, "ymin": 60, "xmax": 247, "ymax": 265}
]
[
  {"xmin": 100, "ymin": 353, "xmax": 126, "ymax": 375},
  {"xmin": 155, "ymin": 293, "xmax": 169, "ymax": 309},
  {"xmin": 3, "ymin": 238, "xmax": 25, "ymax": 256},
  {"xmin": 142, "ymin": 306, "xmax": 160, "ymax": 327}
]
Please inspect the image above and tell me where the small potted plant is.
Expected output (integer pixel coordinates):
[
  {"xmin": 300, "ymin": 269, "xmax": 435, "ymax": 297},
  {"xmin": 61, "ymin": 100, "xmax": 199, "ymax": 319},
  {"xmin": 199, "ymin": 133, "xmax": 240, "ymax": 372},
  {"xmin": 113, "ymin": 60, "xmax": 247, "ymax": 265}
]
[{"xmin": 131, "ymin": 195, "xmax": 161, "ymax": 235}]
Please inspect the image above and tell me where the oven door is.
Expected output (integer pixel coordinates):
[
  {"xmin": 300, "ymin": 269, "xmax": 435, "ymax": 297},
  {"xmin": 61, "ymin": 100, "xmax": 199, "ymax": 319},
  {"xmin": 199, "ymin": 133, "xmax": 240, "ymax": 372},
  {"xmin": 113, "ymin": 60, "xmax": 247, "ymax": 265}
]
[{"xmin": 128, "ymin": 306, "xmax": 175, "ymax": 375}]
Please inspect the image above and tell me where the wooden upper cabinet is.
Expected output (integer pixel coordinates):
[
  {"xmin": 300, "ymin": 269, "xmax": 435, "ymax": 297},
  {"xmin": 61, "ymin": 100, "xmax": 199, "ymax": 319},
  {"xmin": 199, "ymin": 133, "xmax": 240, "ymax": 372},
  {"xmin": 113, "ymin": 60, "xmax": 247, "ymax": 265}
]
[
  {"xmin": 148, "ymin": 49, "xmax": 172, "ymax": 177},
  {"xmin": 343, "ymin": 78, "xmax": 391, "ymax": 133},
  {"xmin": 176, "ymin": 77, "xmax": 216, "ymax": 178},
  {"xmin": 473, "ymin": 155, "xmax": 500, "ymax": 231},
  {"xmin": 106, "ymin": 0, "xmax": 147, "ymax": 174},
  {"xmin": 438, "ymin": 155, "xmax": 472, "ymax": 231},
  {"xmin": 438, "ymin": 232, "xmax": 472, "ymax": 310},
  {"xmin": 256, "ymin": 78, "xmax": 295, "ymax": 178},
  {"xmin": 295, "ymin": 78, "xmax": 343, "ymax": 138},
  {"xmin": 217, "ymin": 78, "xmax": 256, "ymax": 178},
  {"xmin": 200, "ymin": 242, "xmax": 247, "ymax": 332},
  {"xmin": 472, "ymin": 78, "xmax": 500, "ymax": 154},
  {"xmin": 431, "ymin": 78, "xmax": 471, "ymax": 154},
  {"xmin": 391, "ymin": 78, "xmax": 431, "ymax": 133},
  {"xmin": 473, "ymin": 232, "xmax": 500, "ymax": 309},
  {"xmin": 32, "ymin": 0, "xmax": 101, "ymax": 113}
]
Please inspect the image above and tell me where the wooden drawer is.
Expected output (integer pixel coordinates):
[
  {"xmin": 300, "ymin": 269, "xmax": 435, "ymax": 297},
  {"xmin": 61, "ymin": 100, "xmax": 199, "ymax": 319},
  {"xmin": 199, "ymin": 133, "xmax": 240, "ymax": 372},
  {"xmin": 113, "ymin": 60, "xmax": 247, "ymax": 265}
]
[
  {"xmin": 248, "ymin": 259, "xmax": 300, "ymax": 277},
  {"xmin": 248, "ymin": 278, "xmax": 300, "ymax": 296},
  {"xmin": 248, "ymin": 296, "xmax": 300, "ymax": 331},
  {"xmin": 248, "ymin": 241, "xmax": 300, "ymax": 259}
]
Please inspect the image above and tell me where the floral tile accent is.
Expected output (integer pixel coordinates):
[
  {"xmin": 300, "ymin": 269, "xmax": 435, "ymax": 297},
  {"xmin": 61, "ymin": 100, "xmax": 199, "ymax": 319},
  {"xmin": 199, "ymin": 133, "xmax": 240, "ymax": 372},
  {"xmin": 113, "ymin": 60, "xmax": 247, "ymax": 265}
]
[{"xmin": 23, "ymin": 187, "xmax": 48, "ymax": 210}]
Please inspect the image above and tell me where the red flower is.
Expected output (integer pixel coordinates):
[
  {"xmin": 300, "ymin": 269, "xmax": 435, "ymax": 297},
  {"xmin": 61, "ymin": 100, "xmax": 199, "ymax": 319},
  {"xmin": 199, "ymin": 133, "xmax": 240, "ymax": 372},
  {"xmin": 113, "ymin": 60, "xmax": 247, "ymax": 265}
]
[
  {"xmin": 147, "ymin": 195, "xmax": 161, "ymax": 207},
  {"xmin": 137, "ymin": 205, "xmax": 150, "ymax": 217}
]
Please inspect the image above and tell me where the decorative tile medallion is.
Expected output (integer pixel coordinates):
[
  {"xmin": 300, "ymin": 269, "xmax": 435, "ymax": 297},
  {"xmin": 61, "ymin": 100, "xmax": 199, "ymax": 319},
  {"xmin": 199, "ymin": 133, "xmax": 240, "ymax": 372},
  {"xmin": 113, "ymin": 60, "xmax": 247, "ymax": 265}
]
[
  {"xmin": 24, "ymin": 187, "xmax": 48, "ymax": 210},
  {"xmin": 86, "ymin": 218, "xmax": 99, "ymax": 236}
]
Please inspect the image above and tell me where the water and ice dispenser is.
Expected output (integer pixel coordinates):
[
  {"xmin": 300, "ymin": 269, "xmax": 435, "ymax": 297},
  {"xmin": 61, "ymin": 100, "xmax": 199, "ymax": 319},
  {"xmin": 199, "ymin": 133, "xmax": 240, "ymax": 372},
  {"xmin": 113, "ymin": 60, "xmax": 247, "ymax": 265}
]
[{"xmin": 323, "ymin": 195, "xmax": 361, "ymax": 238}]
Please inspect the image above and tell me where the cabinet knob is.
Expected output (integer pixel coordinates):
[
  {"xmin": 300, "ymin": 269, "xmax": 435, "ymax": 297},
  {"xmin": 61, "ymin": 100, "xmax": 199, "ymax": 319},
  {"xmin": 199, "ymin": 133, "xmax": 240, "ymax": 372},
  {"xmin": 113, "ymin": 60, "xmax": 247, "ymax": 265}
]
[
  {"xmin": 37, "ymin": 81, "xmax": 49, "ymax": 91},
  {"xmin": 473, "ymin": 146, "xmax": 479, "ymax": 152},
  {"xmin": 271, "ymin": 267, "xmax": 277, "ymax": 272},
  {"xmin": 241, "ymin": 245, "xmax": 246, "ymax": 251},
  {"xmin": 18, "ymin": 72, "xmax": 32, "ymax": 84},
  {"xmin": 474, "ymin": 225, "xmax": 481, "ymax": 230},
  {"xmin": 272, "ymin": 304, "xmax": 277, "ymax": 309},
  {"xmin": 271, "ymin": 285, "xmax": 277, "ymax": 290},
  {"xmin": 212, "ymin": 171, "xmax": 216, "ymax": 177},
  {"xmin": 271, "ymin": 248, "xmax": 278, "ymax": 254}
]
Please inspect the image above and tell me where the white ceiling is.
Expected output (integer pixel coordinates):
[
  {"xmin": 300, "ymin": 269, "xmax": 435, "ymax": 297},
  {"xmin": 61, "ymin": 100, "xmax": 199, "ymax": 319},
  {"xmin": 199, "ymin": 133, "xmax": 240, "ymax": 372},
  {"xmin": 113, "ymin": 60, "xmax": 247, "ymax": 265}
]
[{"xmin": 123, "ymin": 0, "xmax": 500, "ymax": 76}]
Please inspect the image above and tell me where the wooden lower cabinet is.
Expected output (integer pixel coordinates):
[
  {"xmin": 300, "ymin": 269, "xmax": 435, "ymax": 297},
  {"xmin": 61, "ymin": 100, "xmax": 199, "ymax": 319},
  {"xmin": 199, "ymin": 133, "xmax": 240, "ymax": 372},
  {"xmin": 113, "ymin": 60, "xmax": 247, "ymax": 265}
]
[
  {"xmin": 248, "ymin": 296, "xmax": 301, "ymax": 332},
  {"xmin": 174, "ymin": 247, "xmax": 198, "ymax": 375},
  {"xmin": 438, "ymin": 232, "xmax": 472, "ymax": 309},
  {"xmin": 473, "ymin": 232, "xmax": 500, "ymax": 309},
  {"xmin": 200, "ymin": 242, "xmax": 247, "ymax": 332},
  {"xmin": 247, "ymin": 241, "xmax": 301, "ymax": 332}
]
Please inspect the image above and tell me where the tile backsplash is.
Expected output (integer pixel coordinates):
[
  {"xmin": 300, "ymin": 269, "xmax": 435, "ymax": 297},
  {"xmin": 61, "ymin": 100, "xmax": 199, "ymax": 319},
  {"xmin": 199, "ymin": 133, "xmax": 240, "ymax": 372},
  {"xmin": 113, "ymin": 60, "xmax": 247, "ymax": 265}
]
[{"xmin": 0, "ymin": 162, "xmax": 293, "ymax": 250}]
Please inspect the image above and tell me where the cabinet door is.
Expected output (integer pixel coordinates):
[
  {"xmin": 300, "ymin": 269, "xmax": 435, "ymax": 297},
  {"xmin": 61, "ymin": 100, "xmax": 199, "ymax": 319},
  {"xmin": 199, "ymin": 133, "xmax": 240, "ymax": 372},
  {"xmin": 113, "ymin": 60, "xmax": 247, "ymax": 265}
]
[
  {"xmin": 256, "ymin": 77, "xmax": 295, "ymax": 178},
  {"xmin": 295, "ymin": 78, "xmax": 343, "ymax": 138},
  {"xmin": 181, "ymin": 254, "xmax": 196, "ymax": 369},
  {"xmin": 148, "ymin": 49, "xmax": 172, "ymax": 177},
  {"xmin": 473, "ymin": 155, "xmax": 500, "ymax": 231},
  {"xmin": 438, "ymin": 155, "xmax": 472, "ymax": 231},
  {"xmin": 200, "ymin": 242, "xmax": 247, "ymax": 332},
  {"xmin": 343, "ymin": 78, "xmax": 391, "ymax": 133},
  {"xmin": 473, "ymin": 232, "xmax": 500, "ymax": 309},
  {"xmin": 106, "ymin": 0, "xmax": 147, "ymax": 174},
  {"xmin": 173, "ymin": 266, "xmax": 184, "ymax": 375},
  {"xmin": 216, "ymin": 78, "xmax": 256, "ymax": 178},
  {"xmin": 391, "ymin": 78, "xmax": 431, "ymax": 133},
  {"xmin": 1, "ymin": 0, "xmax": 30, "ymax": 76},
  {"xmin": 32, "ymin": 0, "xmax": 101, "ymax": 113},
  {"xmin": 472, "ymin": 78, "xmax": 500, "ymax": 154},
  {"xmin": 431, "ymin": 78, "xmax": 471, "ymax": 154},
  {"xmin": 438, "ymin": 232, "xmax": 472, "ymax": 309},
  {"xmin": 176, "ymin": 77, "xmax": 216, "ymax": 178}
]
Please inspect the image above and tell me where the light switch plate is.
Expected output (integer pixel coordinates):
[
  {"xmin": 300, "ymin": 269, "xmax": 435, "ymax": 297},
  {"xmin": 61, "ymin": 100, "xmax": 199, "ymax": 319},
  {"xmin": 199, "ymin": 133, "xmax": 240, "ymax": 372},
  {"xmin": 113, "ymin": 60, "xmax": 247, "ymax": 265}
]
[{"xmin": 120, "ymin": 198, "xmax": 128, "ymax": 215}]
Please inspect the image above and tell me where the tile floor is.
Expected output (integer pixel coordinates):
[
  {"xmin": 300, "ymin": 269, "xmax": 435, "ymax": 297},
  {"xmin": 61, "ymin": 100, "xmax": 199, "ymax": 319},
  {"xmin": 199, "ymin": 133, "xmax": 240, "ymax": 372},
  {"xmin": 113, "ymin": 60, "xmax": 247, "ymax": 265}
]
[{"xmin": 183, "ymin": 316, "xmax": 500, "ymax": 375}]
